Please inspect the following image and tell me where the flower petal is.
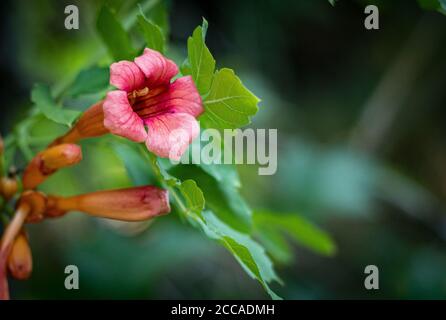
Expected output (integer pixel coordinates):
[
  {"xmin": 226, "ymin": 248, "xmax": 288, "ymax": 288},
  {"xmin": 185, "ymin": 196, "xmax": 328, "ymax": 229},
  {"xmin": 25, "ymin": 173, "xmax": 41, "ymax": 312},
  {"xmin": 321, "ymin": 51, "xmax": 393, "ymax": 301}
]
[
  {"xmin": 103, "ymin": 90, "xmax": 147, "ymax": 142},
  {"xmin": 145, "ymin": 113, "xmax": 200, "ymax": 160},
  {"xmin": 110, "ymin": 61, "xmax": 146, "ymax": 92},
  {"xmin": 133, "ymin": 76, "xmax": 203, "ymax": 119},
  {"xmin": 134, "ymin": 48, "xmax": 178, "ymax": 87},
  {"xmin": 165, "ymin": 76, "xmax": 203, "ymax": 116}
]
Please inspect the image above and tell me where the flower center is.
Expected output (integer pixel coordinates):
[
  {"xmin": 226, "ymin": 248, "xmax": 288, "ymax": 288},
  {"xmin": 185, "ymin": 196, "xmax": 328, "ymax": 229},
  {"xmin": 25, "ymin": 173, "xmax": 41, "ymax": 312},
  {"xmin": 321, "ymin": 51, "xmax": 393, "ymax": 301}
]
[
  {"xmin": 128, "ymin": 87, "xmax": 149, "ymax": 102},
  {"xmin": 128, "ymin": 85, "xmax": 169, "ymax": 120}
]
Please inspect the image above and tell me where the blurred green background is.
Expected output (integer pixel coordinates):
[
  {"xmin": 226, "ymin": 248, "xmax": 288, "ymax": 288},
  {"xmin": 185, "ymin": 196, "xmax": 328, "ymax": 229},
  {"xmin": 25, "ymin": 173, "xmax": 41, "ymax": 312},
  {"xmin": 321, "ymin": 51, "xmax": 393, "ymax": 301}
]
[{"xmin": 1, "ymin": 0, "xmax": 446, "ymax": 299}]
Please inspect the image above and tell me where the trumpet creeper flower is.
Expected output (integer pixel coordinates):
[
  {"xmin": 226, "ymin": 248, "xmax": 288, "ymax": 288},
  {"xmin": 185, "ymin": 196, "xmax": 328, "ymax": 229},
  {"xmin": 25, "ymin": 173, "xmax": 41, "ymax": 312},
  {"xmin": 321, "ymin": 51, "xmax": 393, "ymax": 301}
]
[{"xmin": 103, "ymin": 48, "xmax": 203, "ymax": 160}]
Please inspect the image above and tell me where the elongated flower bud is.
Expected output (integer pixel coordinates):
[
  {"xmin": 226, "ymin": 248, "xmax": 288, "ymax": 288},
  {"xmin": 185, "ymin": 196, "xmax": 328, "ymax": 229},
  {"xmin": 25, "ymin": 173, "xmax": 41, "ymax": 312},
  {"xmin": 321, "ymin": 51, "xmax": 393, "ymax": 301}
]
[
  {"xmin": 50, "ymin": 101, "xmax": 108, "ymax": 146},
  {"xmin": 0, "ymin": 177, "xmax": 18, "ymax": 200},
  {"xmin": 7, "ymin": 231, "xmax": 32, "ymax": 280},
  {"xmin": 46, "ymin": 186, "xmax": 170, "ymax": 221},
  {"xmin": 23, "ymin": 144, "xmax": 82, "ymax": 190}
]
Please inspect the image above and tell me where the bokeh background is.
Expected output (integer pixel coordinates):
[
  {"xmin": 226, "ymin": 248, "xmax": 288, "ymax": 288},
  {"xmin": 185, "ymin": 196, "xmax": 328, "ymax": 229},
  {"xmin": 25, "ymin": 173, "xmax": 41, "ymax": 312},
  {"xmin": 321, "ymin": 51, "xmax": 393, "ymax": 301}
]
[{"xmin": 1, "ymin": 0, "xmax": 446, "ymax": 299}]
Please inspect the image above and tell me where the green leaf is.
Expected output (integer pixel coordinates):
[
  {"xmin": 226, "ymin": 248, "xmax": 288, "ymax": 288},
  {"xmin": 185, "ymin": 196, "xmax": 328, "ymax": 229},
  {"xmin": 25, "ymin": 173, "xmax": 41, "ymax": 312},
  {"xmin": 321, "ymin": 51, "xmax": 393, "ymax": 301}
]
[
  {"xmin": 142, "ymin": 0, "xmax": 169, "ymax": 37},
  {"xmin": 97, "ymin": 5, "xmax": 136, "ymax": 61},
  {"xmin": 137, "ymin": 9, "xmax": 165, "ymax": 53},
  {"xmin": 179, "ymin": 179, "xmax": 205, "ymax": 218},
  {"xmin": 26, "ymin": 114, "xmax": 67, "ymax": 146},
  {"xmin": 196, "ymin": 140, "xmax": 241, "ymax": 186},
  {"xmin": 31, "ymin": 84, "xmax": 80, "ymax": 127},
  {"xmin": 197, "ymin": 211, "xmax": 282, "ymax": 300},
  {"xmin": 182, "ymin": 19, "xmax": 216, "ymax": 95},
  {"xmin": 328, "ymin": 0, "xmax": 337, "ymax": 6},
  {"xmin": 199, "ymin": 163, "xmax": 240, "ymax": 187},
  {"xmin": 254, "ymin": 211, "xmax": 337, "ymax": 257},
  {"xmin": 255, "ymin": 228, "xmax": 294, "ymax": 265},
  {"xmin": 67, "ymin": 66, "xmax": 110, "ymax": 97},
  {"xmin": 147, "ymin": 137, "xmax": 251, "ymax": 230},
  {"xmin": 148, "ymin": 146, "xmax": 251, "ymax": 232},
  {"xmin": 201, "ymin": 68, "xmax": 259, "ymax": 129},
  {"xmin": 145, "ymin": 152, "xmax": 280, "ymax": 299},
  {"xmin": 169, "ymin": 164, "xmax": 252, "ymax": 233}
]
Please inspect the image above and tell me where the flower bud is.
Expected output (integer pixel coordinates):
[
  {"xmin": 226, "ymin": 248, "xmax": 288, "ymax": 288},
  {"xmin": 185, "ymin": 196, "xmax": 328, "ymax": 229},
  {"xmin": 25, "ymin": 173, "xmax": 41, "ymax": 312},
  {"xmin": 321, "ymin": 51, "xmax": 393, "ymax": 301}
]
[
  {"xmin": 0, "ymin": 177, "xmax": 18, "ymax": 200},
  {"xmin": 41, "ymin": 143, "xmax": 82, "ymax": 168},
  {"xmin": 7, "ymin": 231, "xmax": 32, "ymax": 280},
  {"xmin": 50, "ymin": 101, "xmax": 109, "ymax": 146},
  {"xmin": 46, "ymin": 186, "xmax": 170, "ymax": 221},
  {"xmin": 23, "ymin": 143, "xmax": 82, "ymax": 190}
]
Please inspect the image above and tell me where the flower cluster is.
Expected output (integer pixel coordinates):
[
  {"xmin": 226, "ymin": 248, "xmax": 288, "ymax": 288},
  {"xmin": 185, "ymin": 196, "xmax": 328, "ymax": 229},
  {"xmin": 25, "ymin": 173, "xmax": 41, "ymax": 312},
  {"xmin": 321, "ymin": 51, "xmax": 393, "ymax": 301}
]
[{"xmin": 0, "ymin": 49, "xmax": 202, "ymax": 299}]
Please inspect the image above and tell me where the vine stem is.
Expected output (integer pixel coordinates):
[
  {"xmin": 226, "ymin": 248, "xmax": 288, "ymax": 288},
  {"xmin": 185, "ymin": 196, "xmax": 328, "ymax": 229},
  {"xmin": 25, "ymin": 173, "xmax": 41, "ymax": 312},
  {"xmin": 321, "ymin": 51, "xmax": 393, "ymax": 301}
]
[
  {"xmin": 169, "ymin": 187, "xmax": 188, "ymax": 215},
  {"xmin": 0, "ymin": 202, "xmax": 30, "ymax": 300},
  {"xmin": 143, "ymin": 150, "xmax": 197, "ymax": 221}
]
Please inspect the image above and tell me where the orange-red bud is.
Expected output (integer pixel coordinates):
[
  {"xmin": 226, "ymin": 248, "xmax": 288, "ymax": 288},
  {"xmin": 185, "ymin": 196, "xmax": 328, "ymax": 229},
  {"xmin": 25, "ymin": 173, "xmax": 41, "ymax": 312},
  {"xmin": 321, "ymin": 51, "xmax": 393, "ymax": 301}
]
[
  {"xmin": 0, "ymin": 177, "xmax": 18, "ymax": 200},
  {"xmin": 23, "ymin": 143, "xmax": 82, "ymax": 190},
  {"xmin": 50, "ymin": 101, "xmax": 108, "ymax": 146},
  {"xmin": 41, "ymin": 143, "xmax": 82, "ymax": 168},
  {"xmin": 46, "ymin": 186, "xmax": 170, "ymax": 221},
  {"xmin": 7, "ymin": 231, "xmax": 32, "ymax": 280}
]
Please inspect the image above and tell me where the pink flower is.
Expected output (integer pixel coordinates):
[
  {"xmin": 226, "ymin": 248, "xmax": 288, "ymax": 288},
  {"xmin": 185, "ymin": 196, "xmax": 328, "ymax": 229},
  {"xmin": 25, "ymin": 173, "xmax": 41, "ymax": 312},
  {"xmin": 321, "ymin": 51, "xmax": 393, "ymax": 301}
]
[{"xmin": 103, "ymin": 48, "xmax": 203, "ymax": 160}]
